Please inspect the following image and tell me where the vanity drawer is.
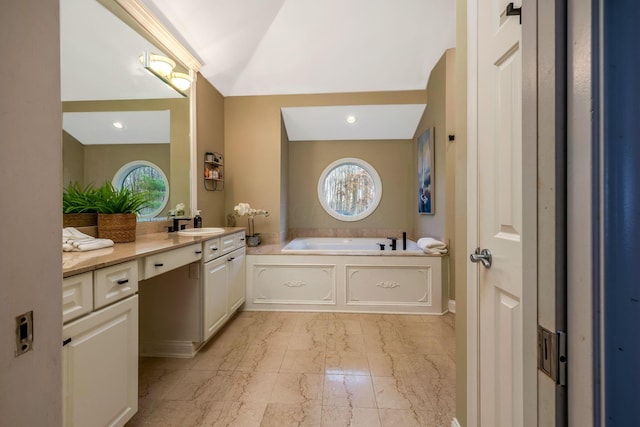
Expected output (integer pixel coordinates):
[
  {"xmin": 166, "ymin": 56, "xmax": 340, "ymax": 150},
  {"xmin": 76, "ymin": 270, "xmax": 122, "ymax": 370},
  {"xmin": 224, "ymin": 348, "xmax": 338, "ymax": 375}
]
[
  {"xmin": 62, "ymin": 272, "xmax": 93, "ymax": 324},
  {"xmin": 142, "ymin": 243, "xmax": 202, "ymax": 280},
  {"xmin": 220, "ymin": 234, "xmax": 237, "ymax": 254},
  {"xmin": 94, "ymin": 260, "xmax": 138, "ymax": 310},
  {"xmin": 233, "ymin": 232, "xmax": 246, "ymax": 249},
  {"xmin": 203, "ymin": 237, "xmax": 221, "ymax": 262}
]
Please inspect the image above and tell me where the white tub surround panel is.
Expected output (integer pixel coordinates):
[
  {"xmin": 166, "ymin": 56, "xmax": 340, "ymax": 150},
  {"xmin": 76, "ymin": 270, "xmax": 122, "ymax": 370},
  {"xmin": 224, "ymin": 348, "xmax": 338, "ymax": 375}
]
[
  {"xmin": 253, "ymin": 263, "xmax": 337, "ymax": 305},
  {"xmin": 246, "ymin": 254, "xmax": 446, "ymax": 314}
]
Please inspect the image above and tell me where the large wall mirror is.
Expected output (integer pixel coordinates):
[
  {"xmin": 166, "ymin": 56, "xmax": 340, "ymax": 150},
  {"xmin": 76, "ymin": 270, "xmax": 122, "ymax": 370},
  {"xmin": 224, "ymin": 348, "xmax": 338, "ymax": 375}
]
[
  {"xmin": 61, "ymin": 0, "xmax": 197, "ymax": 220},
  {"xmin": 317, "ymin": 158, "xmax": 383, "ymax": 222}
]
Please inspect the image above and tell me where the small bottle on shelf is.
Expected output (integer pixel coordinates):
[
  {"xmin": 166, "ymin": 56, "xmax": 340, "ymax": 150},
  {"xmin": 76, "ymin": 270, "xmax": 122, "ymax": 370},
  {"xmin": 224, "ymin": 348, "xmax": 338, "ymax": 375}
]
[{"xmin": 193, "ymin": 210, "xmax": 202, "ymax": 228}]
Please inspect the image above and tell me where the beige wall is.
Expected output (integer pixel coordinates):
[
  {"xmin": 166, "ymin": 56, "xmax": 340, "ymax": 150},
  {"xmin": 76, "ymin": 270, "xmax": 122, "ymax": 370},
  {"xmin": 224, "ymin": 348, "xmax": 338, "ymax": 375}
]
[
  {"xmin": 413, "ymin": 52, "xmax": 448, "ymax": 242},
  {"xmin": 196, "ymin": 73, "xmax": 226, "ymax": 226},
  {"xmin": 0, "ymin": 0, "xmax": 62, "ymax": 424},
  {"xmin": 63, "ymin": 98, "xmax": 190, "ymax": 216},
  {"xmin": 288, "ymin": 139, "xmax": 413, "ymax": 235},
  {"xmin": 455, "ymin": 0, "xmax": 468, "ymax": 424},
  {"xmin": 63, "ymin": 131, "xmax": 85, "ymax": 185},
  {"xmin": 412, "ymin": 51, "xmax": 458, "ymax": 303},
  {"xmin": 225, "ymin": 90, "xmax": 426, "ymax": 242}
]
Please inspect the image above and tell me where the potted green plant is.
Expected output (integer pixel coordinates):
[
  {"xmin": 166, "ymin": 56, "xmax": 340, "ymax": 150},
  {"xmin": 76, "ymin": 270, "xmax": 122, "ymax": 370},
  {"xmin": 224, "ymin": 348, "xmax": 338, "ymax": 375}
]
[
  {"xmin": 62, "ymin": 182, "xmax": 99, "ymax": 227},
  {"xmin": 94, "ymin": 182, "xmax": 150, "ymax": 243}
]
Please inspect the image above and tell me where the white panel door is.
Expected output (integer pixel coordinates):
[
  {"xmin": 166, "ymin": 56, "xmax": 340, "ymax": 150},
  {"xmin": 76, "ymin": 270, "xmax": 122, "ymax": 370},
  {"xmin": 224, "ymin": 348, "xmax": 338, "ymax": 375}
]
[{"xmin": 476, "ymin": 1, "xmax": 525, "ymax": 426}]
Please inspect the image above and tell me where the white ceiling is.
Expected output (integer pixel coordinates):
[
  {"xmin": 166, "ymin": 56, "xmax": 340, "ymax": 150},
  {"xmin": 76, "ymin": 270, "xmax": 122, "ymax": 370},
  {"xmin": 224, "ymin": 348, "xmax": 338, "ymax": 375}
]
[
  {"xmin": 282, "ymin": 104, "xmax": 426, "ymax": 141},
  {"xmin": 61, "ymin": 0, "xmax": 456, "ymax": 142},
  {"xmin": 63, "ymin": 110, "xmax": 171, "ymax": 145},
  {"xmin": 60, "ymin": 0, "xmax": 183, "ymax": 102},
  {"xmin": 140, "ymin": 0, "xmax": 456, "ymax": 97}
]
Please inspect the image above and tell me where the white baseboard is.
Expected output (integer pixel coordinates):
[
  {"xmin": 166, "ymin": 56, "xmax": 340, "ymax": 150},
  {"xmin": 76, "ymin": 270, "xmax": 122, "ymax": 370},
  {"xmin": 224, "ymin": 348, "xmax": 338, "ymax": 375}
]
[
  {"xmin": 451, "ymin": 417, "xmax": 461, "ymax": 427},
  {"xmin": 448, "ymin": 299, "xmax": 456, "ymax": 313},
  {"xmin": 139, "ymin": 340, "xmax": 198, "ymax": 358}
]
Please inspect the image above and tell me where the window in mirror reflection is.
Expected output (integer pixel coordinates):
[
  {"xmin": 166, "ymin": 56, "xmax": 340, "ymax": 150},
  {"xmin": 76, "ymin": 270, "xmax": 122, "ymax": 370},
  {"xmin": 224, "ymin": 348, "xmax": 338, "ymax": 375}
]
[
  {"xmin": 317, "ymin": 158, "xmax": 382, "ymax": 222},
  {"xmin": 113, "ymin": 160, "xmax": 169, "ymax": 218}
]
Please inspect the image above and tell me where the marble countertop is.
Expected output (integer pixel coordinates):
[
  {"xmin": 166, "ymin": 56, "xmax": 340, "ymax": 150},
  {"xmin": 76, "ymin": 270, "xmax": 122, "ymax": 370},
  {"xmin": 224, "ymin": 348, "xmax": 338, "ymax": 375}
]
[{"xmin": 63, "ymin": 227, "xmax": 245, "ymax": 277}]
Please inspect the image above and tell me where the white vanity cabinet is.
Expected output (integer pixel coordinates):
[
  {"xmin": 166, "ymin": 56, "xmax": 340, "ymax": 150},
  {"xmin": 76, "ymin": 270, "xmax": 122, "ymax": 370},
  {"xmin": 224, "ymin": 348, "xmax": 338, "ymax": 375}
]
[
  {"xmin": 202, "ymin": 232, "xmax": 246, "ymax": 340},
  {"xmin": 62, "ymin": 260, "xmax": 138, "ymax": 427},
  {"xmin": 138, "ymin": 231, "xmax": 246, "ymax": 357}
]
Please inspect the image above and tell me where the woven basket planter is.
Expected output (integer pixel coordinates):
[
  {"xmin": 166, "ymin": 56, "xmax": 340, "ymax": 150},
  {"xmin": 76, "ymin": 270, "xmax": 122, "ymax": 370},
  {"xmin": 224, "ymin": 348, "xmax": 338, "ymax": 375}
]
[
  {"xmin": 63, "ymin": 213, "xmax": 98, "ymax": 228},
  {"xmin": 98, "ymin": 213, "xmax": 137, "ymax": 243}
]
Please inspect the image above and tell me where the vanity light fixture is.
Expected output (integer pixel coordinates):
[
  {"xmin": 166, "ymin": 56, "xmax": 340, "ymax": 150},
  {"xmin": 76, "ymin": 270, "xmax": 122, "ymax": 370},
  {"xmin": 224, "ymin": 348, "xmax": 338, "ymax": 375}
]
[
  {"xmin": 140, "ymin": 52, "xmax": 175, "ymax": 77},
  {"xmin": 169, "ymin": 72, "xmax": 192, "ymax": 91},
  {"xmin": 346, "ymin": 115, "xmax": 357, "ymax": 124},
  {"xmin": 139, "ymin": 51, "xmax": 192, "ymax": 97}
]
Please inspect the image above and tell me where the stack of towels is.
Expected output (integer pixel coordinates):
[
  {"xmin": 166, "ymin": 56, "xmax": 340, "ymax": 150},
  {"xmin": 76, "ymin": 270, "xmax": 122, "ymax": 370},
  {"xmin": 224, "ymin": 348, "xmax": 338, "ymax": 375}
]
[
  {"xmin": 417, "ymin": 237, "xmax": 448, "ymax": 255},
  {"xmin": 63, "ymin": 227, "xmax": 114, "ymax": 252}
]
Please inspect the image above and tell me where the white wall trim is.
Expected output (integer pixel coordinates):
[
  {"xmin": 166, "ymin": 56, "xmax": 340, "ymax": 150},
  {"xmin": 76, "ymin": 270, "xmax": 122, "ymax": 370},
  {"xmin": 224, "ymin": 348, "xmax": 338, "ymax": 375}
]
[
  {"xmin": 114, "ymin": 0, "xmax": 202, "ymax": 71},
  {"xmin": 451, "ymin": 417, "xmax": 462, "ymax": 427},
  {"xmin": 466, "ymin": 0, "xmax": 479, "ymax": 426},
  {"xmin": 448, "ymin": 299, "xmax": 456, "ymax": 313}
]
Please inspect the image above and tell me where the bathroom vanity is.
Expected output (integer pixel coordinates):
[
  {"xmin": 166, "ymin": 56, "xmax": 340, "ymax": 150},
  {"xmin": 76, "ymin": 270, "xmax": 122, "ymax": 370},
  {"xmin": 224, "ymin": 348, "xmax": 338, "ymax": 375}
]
[{"xmin": 61, "ymin": 228, "xmax": 244, "ymax": 426}]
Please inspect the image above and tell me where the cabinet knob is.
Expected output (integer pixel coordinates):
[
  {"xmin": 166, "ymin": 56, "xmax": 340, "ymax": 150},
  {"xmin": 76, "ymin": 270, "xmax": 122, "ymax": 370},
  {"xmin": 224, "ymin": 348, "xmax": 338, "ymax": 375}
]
[
  {"xmin": 62, "ymin": 338, "xmax": 72, "ymax": 347},
  {"xmin": 154, "ymin": 263, "xmax": 164, "ymax": 267},
  {"xmin": 210, "ymin": 246, "xmax": 218, "ymax": 251},
  {"xmin": 228, "ymin": 257, "xmax": 235, "ymax": 261},
  {"xmin": 116, "ymin": 279, "xmax": 129, "ymax": 285},
  {"xmin": 195, "ymin": 250, "xmax": 202, "ymax": 254}
]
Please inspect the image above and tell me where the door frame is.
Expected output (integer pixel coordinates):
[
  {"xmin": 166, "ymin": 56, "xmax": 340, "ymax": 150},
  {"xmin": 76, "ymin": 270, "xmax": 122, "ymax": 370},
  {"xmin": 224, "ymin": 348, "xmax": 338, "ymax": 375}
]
[{"xmin": 466, "ymin": 1, "xmax": 539, "ymax": 425}]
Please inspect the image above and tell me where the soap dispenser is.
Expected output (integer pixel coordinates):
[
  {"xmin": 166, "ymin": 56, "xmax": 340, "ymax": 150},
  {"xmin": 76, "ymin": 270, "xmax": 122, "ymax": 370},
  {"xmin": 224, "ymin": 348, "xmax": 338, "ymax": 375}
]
[{"xmin": 194, "ymin": 210, "xmax": 203, "ymax": 228}]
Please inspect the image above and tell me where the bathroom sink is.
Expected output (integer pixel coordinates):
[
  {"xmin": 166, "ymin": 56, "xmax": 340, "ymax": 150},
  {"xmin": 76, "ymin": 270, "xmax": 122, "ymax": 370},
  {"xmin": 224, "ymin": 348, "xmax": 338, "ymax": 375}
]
[{"xmin": 177, "ymin": 227, "xmax": 226, "ymax": 236}]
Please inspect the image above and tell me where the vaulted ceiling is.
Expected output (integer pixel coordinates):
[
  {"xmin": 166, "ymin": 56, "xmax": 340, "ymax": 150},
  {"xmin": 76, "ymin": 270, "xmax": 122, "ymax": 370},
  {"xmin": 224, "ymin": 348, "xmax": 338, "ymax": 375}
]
[{"xmin": 140, "ymin": 0, "xmax": 457, "ymax": 97}]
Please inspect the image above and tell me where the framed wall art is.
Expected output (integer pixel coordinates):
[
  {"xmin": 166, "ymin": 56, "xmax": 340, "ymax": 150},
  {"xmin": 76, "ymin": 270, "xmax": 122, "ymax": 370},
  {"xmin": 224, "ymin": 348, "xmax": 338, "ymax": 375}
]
[{"xmin": 417, "ymin": 127, "xmax": 434, "ymax": 214}]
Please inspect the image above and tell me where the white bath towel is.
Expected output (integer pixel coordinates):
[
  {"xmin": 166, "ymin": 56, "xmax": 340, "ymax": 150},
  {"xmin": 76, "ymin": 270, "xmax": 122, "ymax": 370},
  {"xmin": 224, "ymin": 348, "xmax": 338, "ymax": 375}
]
[
  {"xmin": 417, "ymin": 237, "xmax": 448, "ymax": 254},
  {"xmin": 63, "ymin": 227, "xmax": 114, "ymax": 252}
]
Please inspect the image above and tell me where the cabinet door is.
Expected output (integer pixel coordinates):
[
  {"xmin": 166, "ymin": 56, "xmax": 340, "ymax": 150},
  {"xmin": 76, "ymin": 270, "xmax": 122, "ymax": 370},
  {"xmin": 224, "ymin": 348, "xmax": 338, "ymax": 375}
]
[
  {"xmin": 203, "ymin": 257, "xmax": 228, "ymax": 341},
  {"xmin": 62, "ymin": 295, "xmax": 138, "ymax": 427},
  {"xmin": 227, "ymin": 247, "xmax": 246, "ymax": 313}
]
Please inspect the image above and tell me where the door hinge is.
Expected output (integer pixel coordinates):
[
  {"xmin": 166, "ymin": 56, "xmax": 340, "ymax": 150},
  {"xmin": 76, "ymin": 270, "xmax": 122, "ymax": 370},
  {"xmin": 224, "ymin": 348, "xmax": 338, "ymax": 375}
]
[{"xmin": 538, "ymin": 326, "xmax": 567, "ymax": 386}]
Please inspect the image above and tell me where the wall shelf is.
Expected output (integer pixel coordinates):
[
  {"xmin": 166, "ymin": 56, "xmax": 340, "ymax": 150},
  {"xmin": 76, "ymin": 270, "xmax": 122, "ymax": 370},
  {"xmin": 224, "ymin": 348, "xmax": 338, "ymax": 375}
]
[{"xmin": 204, "ymin": 152, "xmax": 224, "ymax": 191}]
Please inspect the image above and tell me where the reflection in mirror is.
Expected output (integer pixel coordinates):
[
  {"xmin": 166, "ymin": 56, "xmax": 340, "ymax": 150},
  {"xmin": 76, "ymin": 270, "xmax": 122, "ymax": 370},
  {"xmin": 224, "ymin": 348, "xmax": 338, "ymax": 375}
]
[
  {"xmin": 317, "ymin": 158, "xmax": 383, "ymax": 222},
  {"xmin": 60, "ymin": 0, "xmax": 191, "ymax": 220}
]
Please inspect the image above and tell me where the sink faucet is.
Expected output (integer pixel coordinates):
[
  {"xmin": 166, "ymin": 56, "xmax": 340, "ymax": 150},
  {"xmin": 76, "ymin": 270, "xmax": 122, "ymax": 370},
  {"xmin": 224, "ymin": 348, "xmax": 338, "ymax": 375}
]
[
  {"xmin": 168, "ymin": 217, "xmax": 191, "ymax": 233},
  {"xmin": 387, "ymin": 237, "xmax": 398, "ymax": 251}
]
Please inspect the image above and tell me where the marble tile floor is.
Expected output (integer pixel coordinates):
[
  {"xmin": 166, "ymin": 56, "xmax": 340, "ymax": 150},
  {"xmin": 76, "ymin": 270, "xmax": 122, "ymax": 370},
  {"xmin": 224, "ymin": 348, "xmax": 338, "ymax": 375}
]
[{"xmin": 126, "ymin": 311, "xmax": 455, "ymax": 427}]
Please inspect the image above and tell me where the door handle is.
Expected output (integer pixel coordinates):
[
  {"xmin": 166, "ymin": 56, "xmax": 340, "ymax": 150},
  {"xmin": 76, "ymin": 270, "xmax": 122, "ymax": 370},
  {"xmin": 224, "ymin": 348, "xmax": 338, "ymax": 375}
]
[
  {"xmin": 470, "ymin": 248, "xmax": 492, "ymax": 268},
  {"xmin": 505, "ymin": 2, "xmax": 522, "ymax": 24}
]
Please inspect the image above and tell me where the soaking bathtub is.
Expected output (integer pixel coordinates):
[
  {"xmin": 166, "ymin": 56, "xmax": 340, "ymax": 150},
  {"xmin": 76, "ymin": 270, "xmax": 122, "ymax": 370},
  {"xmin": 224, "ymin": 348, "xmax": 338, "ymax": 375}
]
[
  {"xmin": 245, "ymin": 237, "xmax": 448, "ymax": 314},
  {"xmin": 281, "ymin": 237, "xmax": 424, "ymax": 254}
]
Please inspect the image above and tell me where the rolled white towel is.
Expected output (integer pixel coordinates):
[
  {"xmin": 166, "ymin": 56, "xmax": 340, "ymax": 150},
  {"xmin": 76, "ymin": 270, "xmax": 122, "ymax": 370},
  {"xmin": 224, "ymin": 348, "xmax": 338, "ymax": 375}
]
[
  {"xmin": 62, "ymin": 227, "xmax": 114, "ymax": 252},
  {"xmin": 417, "ymin": 237, "xmax": 448, "ymax": 254}
]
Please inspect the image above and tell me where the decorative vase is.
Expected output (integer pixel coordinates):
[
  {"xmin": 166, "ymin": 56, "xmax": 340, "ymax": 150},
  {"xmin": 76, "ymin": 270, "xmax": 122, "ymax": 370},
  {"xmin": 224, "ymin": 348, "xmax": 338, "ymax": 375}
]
[
  {"xmin": 246, "ymin": 234, "xmax": 261, "ymax": 247},
  {"xmin": 97, "ymin": 213, "xmax": 137, "ymax": 243}
]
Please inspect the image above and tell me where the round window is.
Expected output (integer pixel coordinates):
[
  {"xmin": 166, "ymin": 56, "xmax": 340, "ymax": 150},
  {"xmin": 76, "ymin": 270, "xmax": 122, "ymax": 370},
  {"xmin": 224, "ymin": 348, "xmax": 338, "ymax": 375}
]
[
  {"xmin": 317, "ymin": 158, "xmax": 382, "ymax": 222},
  {"xmin": 113, "ymin": 160, "xmax": 169, "ymax": 219}
]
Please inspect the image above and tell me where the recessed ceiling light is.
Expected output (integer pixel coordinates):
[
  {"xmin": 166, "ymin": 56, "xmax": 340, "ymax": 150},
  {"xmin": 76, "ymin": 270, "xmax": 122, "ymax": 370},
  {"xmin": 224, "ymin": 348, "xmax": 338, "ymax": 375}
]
[
  {"xmin": 112, "ymin": 121, "xmax": 124, "ymax": 129},
  {"xmin": 346, "ymin": 115, "xmax": 357, "ymax": 124}
]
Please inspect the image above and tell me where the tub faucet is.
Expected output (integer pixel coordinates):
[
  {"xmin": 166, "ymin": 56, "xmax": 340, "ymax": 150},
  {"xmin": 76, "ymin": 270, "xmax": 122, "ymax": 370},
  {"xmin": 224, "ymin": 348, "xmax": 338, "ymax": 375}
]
[
  {"xmin": 387, "ymin": 237, "xmax": 398, "ymax": 251},
  {"xmin": 168, "ymin": 217, "xmax": 190, "ymax": 233}
]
